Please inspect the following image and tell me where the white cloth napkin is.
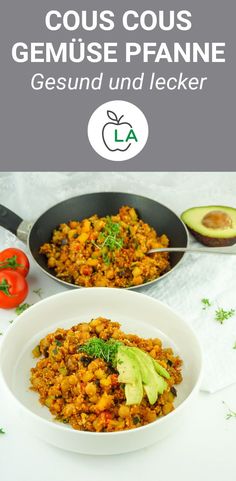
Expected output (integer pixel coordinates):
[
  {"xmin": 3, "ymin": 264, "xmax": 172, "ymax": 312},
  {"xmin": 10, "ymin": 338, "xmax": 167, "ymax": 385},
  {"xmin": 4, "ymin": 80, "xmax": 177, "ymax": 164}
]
[
  {"xmin": 145, "ymin": 247, "xmax": 236, "ymax": 393},
  {"xmin": 0, "ymin": 171, "xmax": 236, "ymax": 393}
]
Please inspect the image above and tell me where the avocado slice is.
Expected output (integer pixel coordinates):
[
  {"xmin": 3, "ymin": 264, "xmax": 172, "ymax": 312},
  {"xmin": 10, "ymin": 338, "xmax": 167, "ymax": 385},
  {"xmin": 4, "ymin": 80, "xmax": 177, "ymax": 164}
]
[
  {"xmin": 181, "ymin": 206, "xmax": 236, "ymax": 247},
  {"xmin": 117, "ymin": 346, "xmax": 143, "ymax": 405},
  {"xmin": 130, "ymin": 348, "xmax": 168, "ymax": 404},
  {"xmin": 116, "ymin": 345, "xmax": 170, "ymax": 406},
  {"xmin": 125, "ymin": 379, "xmax": 143, "ymax": 406},
  {"xmin": 152, "ymin": 358, "xmax": 170, "ymax": 380}
]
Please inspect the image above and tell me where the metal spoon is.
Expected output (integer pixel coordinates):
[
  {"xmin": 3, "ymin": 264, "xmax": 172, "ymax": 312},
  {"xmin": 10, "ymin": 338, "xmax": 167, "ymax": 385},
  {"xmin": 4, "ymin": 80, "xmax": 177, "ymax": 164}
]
[{"xmin": 148, "ymin": 245, "xmax": 236, "ymax": 255}]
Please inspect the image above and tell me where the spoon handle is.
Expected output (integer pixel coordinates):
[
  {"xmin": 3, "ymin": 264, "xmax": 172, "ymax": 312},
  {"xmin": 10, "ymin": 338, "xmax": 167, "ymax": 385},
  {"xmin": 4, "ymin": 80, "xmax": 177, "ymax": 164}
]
[{"xmin": 148, "ymin": 246, "xmax": 236, "ymax": 255}]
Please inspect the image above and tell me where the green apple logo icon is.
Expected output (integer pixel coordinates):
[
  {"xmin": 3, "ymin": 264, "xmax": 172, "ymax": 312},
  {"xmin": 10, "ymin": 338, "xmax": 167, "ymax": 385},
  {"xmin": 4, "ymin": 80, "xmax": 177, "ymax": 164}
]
[
  {"xmin": 88, "ymin": 100, "xmax": 149, "ymax": 161},
  {"xmin": 102, "ymin": 111, "xmax": 138, "ymax": 152}
]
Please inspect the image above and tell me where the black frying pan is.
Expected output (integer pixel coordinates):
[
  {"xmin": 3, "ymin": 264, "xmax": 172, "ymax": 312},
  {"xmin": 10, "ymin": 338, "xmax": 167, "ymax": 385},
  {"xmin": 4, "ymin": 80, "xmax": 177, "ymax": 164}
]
[{"xmin": 0, "ymin": 192, "xmax": 188, "ymax": 289}]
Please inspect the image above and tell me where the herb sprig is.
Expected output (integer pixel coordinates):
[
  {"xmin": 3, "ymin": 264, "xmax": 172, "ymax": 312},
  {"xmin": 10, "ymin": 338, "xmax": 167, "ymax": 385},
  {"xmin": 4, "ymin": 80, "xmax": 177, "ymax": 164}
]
[
  {"xmin": 93, "ymin": 217, "xmax": 124, "ymax": 265},
  {"xmin": 223, "ymin": 401, "xmax": 236, "ymax": 420},
  {"xmin": 9, "ymin": 303, "xmax": 32, "ymax": 324},
  {"xmin": 100, "ymin": 218, "xmax": 123, "ymax": 251},
  {"xmin": 0, "ymin": 428, "xmax": 5, "ymax": 434},
  {"xmin": 78, "ymin": 338, "xmax": 122, "ymax": 366},
  {"xmin": 201, "ymin": 298, "xmax": 235, "ymax": 325},
  {"xmin": 201, "ymin": 298, "xmax": 212, "ymax": 310},
  {"xmin": 15, "ymin": 303, "xmax": 31, "ymax": 316},
  {"xmin": 33, "ymin": 288, "xmax": 43, "ymax": 299},
  {"xmin": 215, "ymin": 308, "xmax": 235, "ymax": 324}
]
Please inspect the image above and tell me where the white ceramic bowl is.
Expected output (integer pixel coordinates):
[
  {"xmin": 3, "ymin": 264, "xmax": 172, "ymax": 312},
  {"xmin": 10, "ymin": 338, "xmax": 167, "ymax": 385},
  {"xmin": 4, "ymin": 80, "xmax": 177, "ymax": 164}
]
[{"xmin": 0, "ymin": 288, "xmax": 202, "ymax": 455}]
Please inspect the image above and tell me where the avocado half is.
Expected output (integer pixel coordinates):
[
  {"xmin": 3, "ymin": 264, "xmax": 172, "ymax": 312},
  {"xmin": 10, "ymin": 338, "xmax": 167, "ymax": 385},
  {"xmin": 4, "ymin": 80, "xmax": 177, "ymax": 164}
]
[{"xmin": 181, "ymin": 205, "xmax": 236, "ymax": 247}]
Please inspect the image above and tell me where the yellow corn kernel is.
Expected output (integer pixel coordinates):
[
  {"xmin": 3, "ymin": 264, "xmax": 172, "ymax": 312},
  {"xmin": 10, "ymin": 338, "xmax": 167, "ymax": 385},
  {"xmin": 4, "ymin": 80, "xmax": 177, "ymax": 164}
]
[
  {"xmin": 96, "ymin": 394, "xmax": 113, "ymax": 411},
  {"xmin": 63, "ymin": 403, "xmax": 75, "ymax": 417},
  {"xmin": 162, "ymin": 403, "xmax": 173, "ymax": 415},
  {"xmin": 132, "ymin": 276, "xmax": 143, "ymax": 286},
  {"xmin": 146, "ymin": 410, "xmax": 157, "ymax": 423},
  {"xmin": 68, "ymin": 374, "xmax": 77, "ymax": 385},
  {"xmin": 82, "ymin": 371, "xmax": 94, "ymax": 382},
  {"xmin": 79, "ymin": 323, "xmax": 90, "ymax": 332},
  {"xmin": 129, "ymin": 208, "xmax": 138, "ymax": 221},
  {"xmin": 85, "ymin": 382, "xmax": 97, "ymax": 396},
  {"xmin": 100, "ymin": 377, "xmax": 111, "ymax": 388},
  {"xmin": 87, "ymin": 258, "xmax": 99, "ymax": 266},
  {"xmin": 48, "ymin": 257, "xmax": 56, "ymax": 267},
  {"xmin": 61, "ymin": 378, "xmax": 70, "ymax": 392},
  {"xmin": 94, "ymin": 220, "xmax": 105, "ymax": 231},
  {"xmin": 94, "ymin": 278, "xmax": 109, "ymax": 287},
  {"xmin": 95, "ymin": 368, "xmax": 104, "ymax": 380},
  {"xmin": 95, "ymin": 323, "xmax": 106, "ymax": 334},
  {"xmin": 67, "ymin": 229, "xmax": 77, "ymax": 240},
  {"xmin": 106, "ymin": 269, "xmax": 115, "ymax": 279},
  {"xmin": 118, "ymin": 405, "xmax": 130, "ymax": 418},
  {"xmin": 132, "ymin": 266, "xmax": 142, "ymax": 277},
  {"xmin": 69, "ymin": 221, "xmax": 78, "ymax": 229},
  {"xmin": 78, "ymin": 232, "xmax": 89, "ymax": 243},
  {"xmin": 81, "ymin": 220, "xmax": 91, "ymax": 233},
  {"xmin": 160, "ymin": 234, "xmax": 169, "ymax": 247}
]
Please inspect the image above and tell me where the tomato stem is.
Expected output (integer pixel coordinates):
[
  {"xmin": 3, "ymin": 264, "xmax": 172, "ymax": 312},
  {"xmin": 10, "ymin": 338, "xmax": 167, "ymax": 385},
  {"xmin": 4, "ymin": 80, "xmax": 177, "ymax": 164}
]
[
  {"xmin": 0, "ymin": 255, "xmax": 24, "ymax": 270},
  {"xmin": 0, "ymin": 278, "xmax": 11, "ymax": 296}
]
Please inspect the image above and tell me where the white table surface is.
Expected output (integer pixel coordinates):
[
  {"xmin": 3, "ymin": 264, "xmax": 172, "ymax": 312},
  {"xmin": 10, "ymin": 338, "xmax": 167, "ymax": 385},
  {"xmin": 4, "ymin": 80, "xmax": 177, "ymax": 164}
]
[{"xmin": 1, "ymin": 172, "xmax": 236, "ymax": 481}]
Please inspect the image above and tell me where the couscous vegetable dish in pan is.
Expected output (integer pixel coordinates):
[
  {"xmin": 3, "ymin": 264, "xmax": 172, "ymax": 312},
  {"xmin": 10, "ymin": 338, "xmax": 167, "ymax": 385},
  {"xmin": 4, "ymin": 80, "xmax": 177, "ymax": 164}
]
[
  {"xmin": 30, "ymin": 317, "xmax": 183, "ymax": 432},
  {"xmin": 39, "ymin": 206, "xmax": 170, "ymax": 287}
]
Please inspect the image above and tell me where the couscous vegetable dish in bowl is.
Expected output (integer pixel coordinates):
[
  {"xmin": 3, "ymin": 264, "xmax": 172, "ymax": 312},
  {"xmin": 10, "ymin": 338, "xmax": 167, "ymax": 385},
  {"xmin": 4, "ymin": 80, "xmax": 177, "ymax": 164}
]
[{"xmin": 30, "ymin": 317, "xmax": 182, "ymax": 432}]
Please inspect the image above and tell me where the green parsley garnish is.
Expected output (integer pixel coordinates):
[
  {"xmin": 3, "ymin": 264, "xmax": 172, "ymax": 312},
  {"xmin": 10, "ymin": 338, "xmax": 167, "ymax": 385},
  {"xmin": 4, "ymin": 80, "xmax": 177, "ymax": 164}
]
[
  {"xmin": 223, "ymin": 401, "xmax": 236, "ymax": 420},
  {"xmin": 99, "ymin": 218, "xmax": 123, "ymax": 252},
  {"xmin": 93, "ymin": 217, "xmax": 124, "ymax": 265},
  {"xmin": 15, "ymin": 303, "xmax": 31, "ymax": 315},
  {"xmin": 0, "ymin": 428, "xmax": 5, "ymax": 434},
  {"xmin": 102, "ymin": 253, "xmax": 111, "ymax": 265},
  {"xmin": 33, "ymin": 288, "xmax": 43, "ymax": 299},
  {"xmin": 201, "ymin": 298, "xmax": 212, "ymax": 310},
  {"xmin": 55, "ymin": 340, "xmax": 62, "ymax": 347},
  {"xmin": 78, "ymin": 338, "xmax": 122, "ymax": 366},
  {"xmin": 215, "ymin": 308, "xmax": 235, "ymax": 324},
  {"xmin": 0, "ymin": 332, "xmax": 3, "ymax": 336},
  {"xmin": 9, "ymin": 303, "xmax": 32, "ymax": 324}
]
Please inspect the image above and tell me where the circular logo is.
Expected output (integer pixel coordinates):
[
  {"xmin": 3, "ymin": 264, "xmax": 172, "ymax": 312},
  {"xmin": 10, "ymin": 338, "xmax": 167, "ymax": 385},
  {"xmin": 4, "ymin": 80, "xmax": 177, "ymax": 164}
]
[{"xmin": 87, "ymin": 100, "xmax": 149, "ymax": 161}]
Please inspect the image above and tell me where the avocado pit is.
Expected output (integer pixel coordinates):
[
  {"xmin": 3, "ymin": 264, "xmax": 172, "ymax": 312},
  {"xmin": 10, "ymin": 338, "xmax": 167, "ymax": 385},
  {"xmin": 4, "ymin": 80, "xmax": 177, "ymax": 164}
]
[{"xmin": 202, "ymin": 210, "xmax": 232, "ymax": 230}]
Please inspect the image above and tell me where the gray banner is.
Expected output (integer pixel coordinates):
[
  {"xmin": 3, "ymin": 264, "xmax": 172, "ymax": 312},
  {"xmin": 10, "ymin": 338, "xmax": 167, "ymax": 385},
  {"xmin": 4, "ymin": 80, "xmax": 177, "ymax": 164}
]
[{"xmin": 0, "ymin": 0, "xmax": 235, "ymax": 171}]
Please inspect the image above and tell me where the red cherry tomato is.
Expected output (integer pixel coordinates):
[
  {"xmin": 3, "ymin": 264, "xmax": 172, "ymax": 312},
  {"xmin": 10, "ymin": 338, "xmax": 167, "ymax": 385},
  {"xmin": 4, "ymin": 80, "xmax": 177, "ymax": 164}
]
[
  {"xmin": 0, "ymin": 270, "xmax": 28, "ymax": 309},
  {"xmin": 0, "ymin": 248, "xmax": 30, "ymax": 277}
]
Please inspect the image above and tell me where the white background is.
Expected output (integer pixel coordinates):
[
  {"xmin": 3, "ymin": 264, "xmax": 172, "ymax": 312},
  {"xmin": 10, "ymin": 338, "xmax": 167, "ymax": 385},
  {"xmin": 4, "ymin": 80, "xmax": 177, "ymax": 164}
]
[{"xmin": 0, "ymin": 172, "xmax": 236, "ymax": 481}]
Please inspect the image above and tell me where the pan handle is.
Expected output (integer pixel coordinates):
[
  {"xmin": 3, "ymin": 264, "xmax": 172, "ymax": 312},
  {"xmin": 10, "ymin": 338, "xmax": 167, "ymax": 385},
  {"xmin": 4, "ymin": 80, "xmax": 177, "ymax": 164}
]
[{"xmin": 0, "ymin": 205, "xmax": 31, "ymax": 243}]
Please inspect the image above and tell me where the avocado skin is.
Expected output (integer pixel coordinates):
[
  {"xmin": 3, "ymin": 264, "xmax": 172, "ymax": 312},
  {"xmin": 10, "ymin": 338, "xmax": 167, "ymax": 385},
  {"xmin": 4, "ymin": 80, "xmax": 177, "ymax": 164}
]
[{"xmin": 188, "ymin": 228, "xmax": 236, "ymax": 247}]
